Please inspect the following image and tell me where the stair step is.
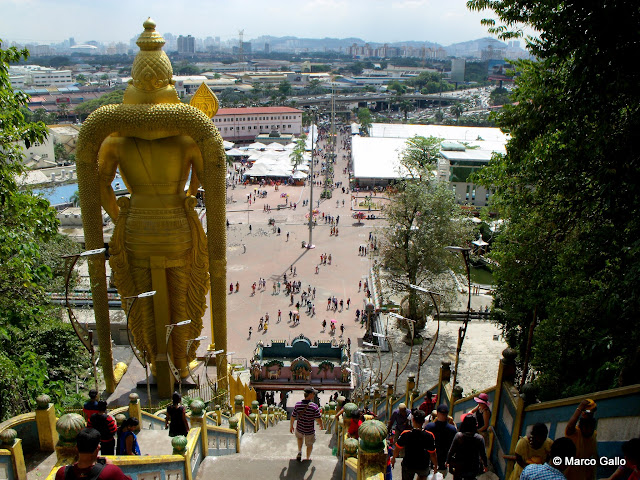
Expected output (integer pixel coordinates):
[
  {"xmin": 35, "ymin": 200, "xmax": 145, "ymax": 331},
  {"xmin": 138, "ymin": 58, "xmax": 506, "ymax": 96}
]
[
  {"xmin": 197, "ymin": 422, "xmax": 340, "ymax": 480},
  {"xmin": 198, "ymin": 455, "xmax": 341, "ymax": 480}
]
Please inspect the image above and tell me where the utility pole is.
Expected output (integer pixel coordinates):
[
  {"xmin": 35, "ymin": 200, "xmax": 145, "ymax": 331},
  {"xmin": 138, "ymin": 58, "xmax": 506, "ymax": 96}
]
[
  {"xmin": 238, "ymin": 30, "xmax": 244, "ymax": 67},
  {"xmin": 307, "ymin": 110, "xmax": 317, "ymax": 249}
]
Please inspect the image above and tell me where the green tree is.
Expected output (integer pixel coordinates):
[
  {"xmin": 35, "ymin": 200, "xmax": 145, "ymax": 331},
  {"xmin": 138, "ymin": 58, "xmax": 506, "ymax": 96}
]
[
  {"xmin": 175, "ymin": 62, "xmax": 200, "ymax": 75},
  {"xmin": 56, "ymin": 102, "xmax": 69, "ymax": 119},
  {"xmin": 387, "ymin": 80, "xmax": 407, "ymax": 95},
  {"xmin": 278, "ymin": 80, "xmax": 292, "ymax": 96},
  {"xmin": 449, "ymin": 103, "xmax": 464, "ymax": 123},
  {"xmin": 381, "ymin": 136, "xmax": 472, "ymax": 335},
  {"xmin": 307, "ymin": 78, "xmax": 323, "ymax": 94},
  {"xmin": 54, "ymin": 143, "xmax": 67, "ymax": 162},
  {"xmin": 468, "ymin": 0, "xmax": 640, "ymax": 398},
  {"xmin": 356, "ymin": 107, "xmax": 372, "ymax": 136},
  {"xmin": 399, "ymin": 100, "xmax": 413, "ymax": 122},
  {"xmin": 75, "ymin": 89, "xmax": 124, "ymax": 119},
  {"xmin": 25, "ymin": 107, "xmax": 57, "ymax": 125},
  {"xmin": 0, "ymin": 43, "xmax": 90, "ymax": 420},
  {"xmin": 289, "ymin": 133, "xmax": 307, "ymax": 171},
  {"xmin": 489, "ymin": 87, "xmax": 511, "ymax": 106}
]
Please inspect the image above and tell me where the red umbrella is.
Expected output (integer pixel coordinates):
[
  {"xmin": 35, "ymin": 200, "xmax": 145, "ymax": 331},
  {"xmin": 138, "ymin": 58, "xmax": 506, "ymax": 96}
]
[{"xmin": 330, "ymin": 319, "xmax": 337, "ymax": 323}]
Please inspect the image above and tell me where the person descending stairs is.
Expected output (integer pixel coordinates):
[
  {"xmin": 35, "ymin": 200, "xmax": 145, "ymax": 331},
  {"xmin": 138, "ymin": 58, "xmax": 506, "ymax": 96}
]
[{"xmin": 196, "ymin": 420, "xmax": 341, "ymax": 480}]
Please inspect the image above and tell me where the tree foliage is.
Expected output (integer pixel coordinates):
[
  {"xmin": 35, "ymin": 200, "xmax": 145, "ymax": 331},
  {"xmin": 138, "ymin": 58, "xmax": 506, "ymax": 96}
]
[
  {"xmin": 0, "ymin": 43, "xmax": 90, "ymax": 420},
  {"xmin": 75, "ymin": 89, "xmax": 124, "ymax": 118},
  {"xmin": 381, "ymin": 136, "xmax": 473, "ymax": 333},
  {"xmin": 468, "ymin": 0, "xmax": 640, "ymax": 399},
  {"xmin": 290, "ymin": 133, "xmax": 307, "ymax": 170},
  {"xmin": 24, "ymin": 107, "xmax": 58, "ymax": 125},
  {"xmin": 405, "ymin": 72, "xmax": 454, "ymax": 94},
  {"xmin": 488, "ymin": 87, "xmax": 511, "ymax": 106},
  {"xmin": 356, "ymin": 107, "xmax": 372, "ymax": 136}
]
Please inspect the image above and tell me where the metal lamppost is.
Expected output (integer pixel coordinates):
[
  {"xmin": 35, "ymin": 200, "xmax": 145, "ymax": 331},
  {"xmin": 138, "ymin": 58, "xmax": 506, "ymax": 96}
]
[
  {"xmin": 409, "ymin": 284, "xmax": 442, "ymax": 393},
  {"xmin": 165, "ymin": 320, "xmax": 192, "ymax": 395},
  {"xmin": 186, "ymin": 336, "xmax": 208, "ymax": 388},
  {"xmin": 205, "ymin": 349, "xmax": 224, "ymax": 400},
  {"xmin": 388, "ymin": 312, "xmax": 416, "ymax": 342},
  {"xmin": 124, "ymin": 290, "xmax": 156, "ymax": 410},
  {"xmin": 63, "ymin": 248, "xmax": 106, "ymax": 390},
  {"xmin": 307, "ymin": 109, "xmax": 317, "ymax": 249},
  {"xmin": 444, "ymin": 246, "xmax": 472, "ymax": 389},
  {"xmin": 362, "ymin": 341, "xmax": 383, "ymax": 387}
]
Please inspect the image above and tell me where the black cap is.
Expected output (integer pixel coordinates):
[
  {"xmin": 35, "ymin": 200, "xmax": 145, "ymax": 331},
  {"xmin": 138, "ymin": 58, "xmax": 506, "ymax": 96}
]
[
  {"xmin": 304, "ymin": 387, "xmax": 317, "ymax": 395},
  {"xmin": 437, "ymin": 404, "xmax": 449, "ymax": 414}
]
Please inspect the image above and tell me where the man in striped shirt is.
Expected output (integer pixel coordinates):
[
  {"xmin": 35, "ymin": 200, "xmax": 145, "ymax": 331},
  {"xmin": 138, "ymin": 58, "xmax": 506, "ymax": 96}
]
[
  {"xmin": 290, "ymin": 387, "xmax": 324, "ymax": 462},
  {"xmin": 87, "ymin": 401, "xmax": 118, "ymax": 455}
]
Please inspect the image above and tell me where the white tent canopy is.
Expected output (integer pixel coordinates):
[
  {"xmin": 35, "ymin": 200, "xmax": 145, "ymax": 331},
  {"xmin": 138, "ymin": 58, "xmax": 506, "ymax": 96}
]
[
  {"xmin": 226, "ymin": 148, "xmax": 247, "ymax": 157},
  {"xmin": 265, "ymin": 142, "xmax": 285, "ymax": 151},
  {"xmin": 223, "ymin": 140, "xmax": 235, "ymax": 149},
  {"xmin": 305, "ymin": 125, "xmax": 318, "ymax": 151}
]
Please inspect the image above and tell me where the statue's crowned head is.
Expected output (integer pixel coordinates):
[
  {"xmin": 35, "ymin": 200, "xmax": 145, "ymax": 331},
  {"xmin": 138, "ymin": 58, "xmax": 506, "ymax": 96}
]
[{"xmin": 124, "ymin": 18, "xmax": 180, "ymax": 105}]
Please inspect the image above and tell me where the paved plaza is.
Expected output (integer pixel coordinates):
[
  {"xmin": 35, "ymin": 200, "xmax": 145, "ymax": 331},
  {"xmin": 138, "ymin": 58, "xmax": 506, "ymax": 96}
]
[{"xmin": 107, "ymin": 128, "xmax": 505, "ymax": 407}]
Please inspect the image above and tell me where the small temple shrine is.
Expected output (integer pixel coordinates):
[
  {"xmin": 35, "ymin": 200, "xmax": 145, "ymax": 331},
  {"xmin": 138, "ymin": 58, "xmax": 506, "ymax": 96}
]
[{"xmin": 250, "ymin": 335, "xmax": 353, "ymax": 393}]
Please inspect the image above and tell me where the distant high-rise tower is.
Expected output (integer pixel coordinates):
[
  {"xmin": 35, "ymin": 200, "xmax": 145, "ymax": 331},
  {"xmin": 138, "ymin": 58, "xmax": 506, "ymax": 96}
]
[
  {"xmin": 69, "ymin": 37, "xmax": 76, "ymax": 47},
  {"xmin": 177, "ymin": 35, "xmax": 195, "ymax": 54},
  {"xmin": 264, "ymin": 42, "xmax": 270, "ymax": 54},
  {"xmin": 451, "ymin": 58, "xmax": 466, "ymax": 84}
]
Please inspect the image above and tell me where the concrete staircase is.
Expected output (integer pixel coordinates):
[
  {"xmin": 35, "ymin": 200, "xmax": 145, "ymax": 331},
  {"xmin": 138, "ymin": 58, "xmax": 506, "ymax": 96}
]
[{"xmin": 196, "ymin": 421, "xmax": 341, "ymax": 480}]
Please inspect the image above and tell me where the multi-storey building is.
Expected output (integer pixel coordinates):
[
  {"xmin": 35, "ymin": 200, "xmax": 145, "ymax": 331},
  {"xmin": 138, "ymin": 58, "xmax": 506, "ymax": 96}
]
[
  {"xmin": 9, "ymin": 66, "xmax": 73, "ymax": 87},
  {"xmin": 212, "ymin": 107, "xmax": 303, "ymax": 143},
  {"xmin": 177, "ymin": 35, "xmax": 195, "ymax": 54}
]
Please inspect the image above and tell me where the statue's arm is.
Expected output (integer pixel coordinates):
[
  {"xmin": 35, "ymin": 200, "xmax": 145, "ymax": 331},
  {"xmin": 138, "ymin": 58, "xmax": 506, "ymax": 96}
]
[
  {"xmin": 98, "ymin": 139, "xmax": 120, "ymax": 222},
  {"xmin": 187, "ymin": 140, "xmax": 204, "ymax": 197}
]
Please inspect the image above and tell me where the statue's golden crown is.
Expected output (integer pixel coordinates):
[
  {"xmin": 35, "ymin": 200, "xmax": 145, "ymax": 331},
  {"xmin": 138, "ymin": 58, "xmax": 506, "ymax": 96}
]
[{"xmin": 124, "ymin": 18, "xmax": 179, "ymax": 104}]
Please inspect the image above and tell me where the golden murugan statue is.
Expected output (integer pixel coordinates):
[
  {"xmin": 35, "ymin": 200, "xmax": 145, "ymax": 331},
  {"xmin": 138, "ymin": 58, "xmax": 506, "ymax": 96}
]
[{"xmin": 76, "ymin": 19, "xmax": 227, "ymax": 396}]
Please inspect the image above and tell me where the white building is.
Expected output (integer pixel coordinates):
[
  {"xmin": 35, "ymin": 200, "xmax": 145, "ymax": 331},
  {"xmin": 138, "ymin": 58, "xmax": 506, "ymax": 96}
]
[
  {"xmin": 19, "ymin": 135, "xmax": 56, "ymax": 170},
  {"xmin": 10, "ymin": 66, "xmax": 74, "ymax": 87},
  {"xmin": 212, "ymin": 107, "xmax": 303, "ymax": 143},
  {"xmin": 352, "ymin": 123, "xmax": 509, "ymax": 206},
  {"xmin": 9, "ymin": 74, "xmax": 26, "ymax": 90}
]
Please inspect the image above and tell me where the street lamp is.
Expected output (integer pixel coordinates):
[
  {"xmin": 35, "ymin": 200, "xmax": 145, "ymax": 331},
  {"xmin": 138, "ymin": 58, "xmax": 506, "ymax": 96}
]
[
  {"xmin": 165, "ymin": 320, "xmax": 192, "ymax": 395},
  {"xmin": 362, "ymin": 341, "xmax": 383, "ymax": 387},
  {"xmin": 204, "ymin": 349, "xmax": 225, "ymax": 397},
  {"xmin": 63, "ymin": 248, "xmax": 106, "ymax": 390},
  {"xmin": 307, "ymin": 109, "xmax": 317, "ymax": 249},
  {"xmin": 409, "ymin": 284, "xmax": 442, "ymax": 393},
  {"xmin": 444, "ymin": 246, "xmax": 472, "ymax": 389},
  {"xmin": 186, "ymin": 336, "xmax": 208, "ymax": 388},
  {"xmin": 124, "ymin": 290, "xmax": 156, "ymax": 410},
  {"xmin": 387, "ymin": 312, "xmax": 417, "ymax": 388}
]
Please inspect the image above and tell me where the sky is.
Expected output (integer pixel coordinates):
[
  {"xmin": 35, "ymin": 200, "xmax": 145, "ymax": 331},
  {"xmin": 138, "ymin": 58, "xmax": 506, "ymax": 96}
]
[{"xmin": 0, "ymin": 0, "xmax": 518, "ymax": 47}]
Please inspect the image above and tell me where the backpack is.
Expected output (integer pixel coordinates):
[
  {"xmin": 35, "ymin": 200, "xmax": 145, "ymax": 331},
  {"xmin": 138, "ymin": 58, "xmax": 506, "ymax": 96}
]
[
  {"xmin": 89, "ymin": 414, "xmax": 110, "ymax": 440},
  {"xmin": 64, "ymin": 459, "xmax": 105, "ymax": 480}
]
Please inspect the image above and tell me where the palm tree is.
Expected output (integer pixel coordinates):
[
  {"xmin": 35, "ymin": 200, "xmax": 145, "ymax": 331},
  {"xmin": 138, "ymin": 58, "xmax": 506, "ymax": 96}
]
[
  {"xmin": 399, "ymin": 100, "xmax": 413, "ymax": 123},
  {"xmin": 450, "ymin": 103, "xmax": 465, "ymax": 123},
  {"xmin": 290, "ymin": 133, "xmax": 307, "ymax": 171},
  {"xmin": 69, "ymin": 190, "xmax": 80, "ymax": 207}
]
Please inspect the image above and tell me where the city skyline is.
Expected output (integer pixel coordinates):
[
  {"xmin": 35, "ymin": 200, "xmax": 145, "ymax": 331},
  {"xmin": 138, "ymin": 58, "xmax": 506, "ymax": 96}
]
[{"xmin": 0, "ymin": 0, "xmax": 534, "ymax": 47}]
